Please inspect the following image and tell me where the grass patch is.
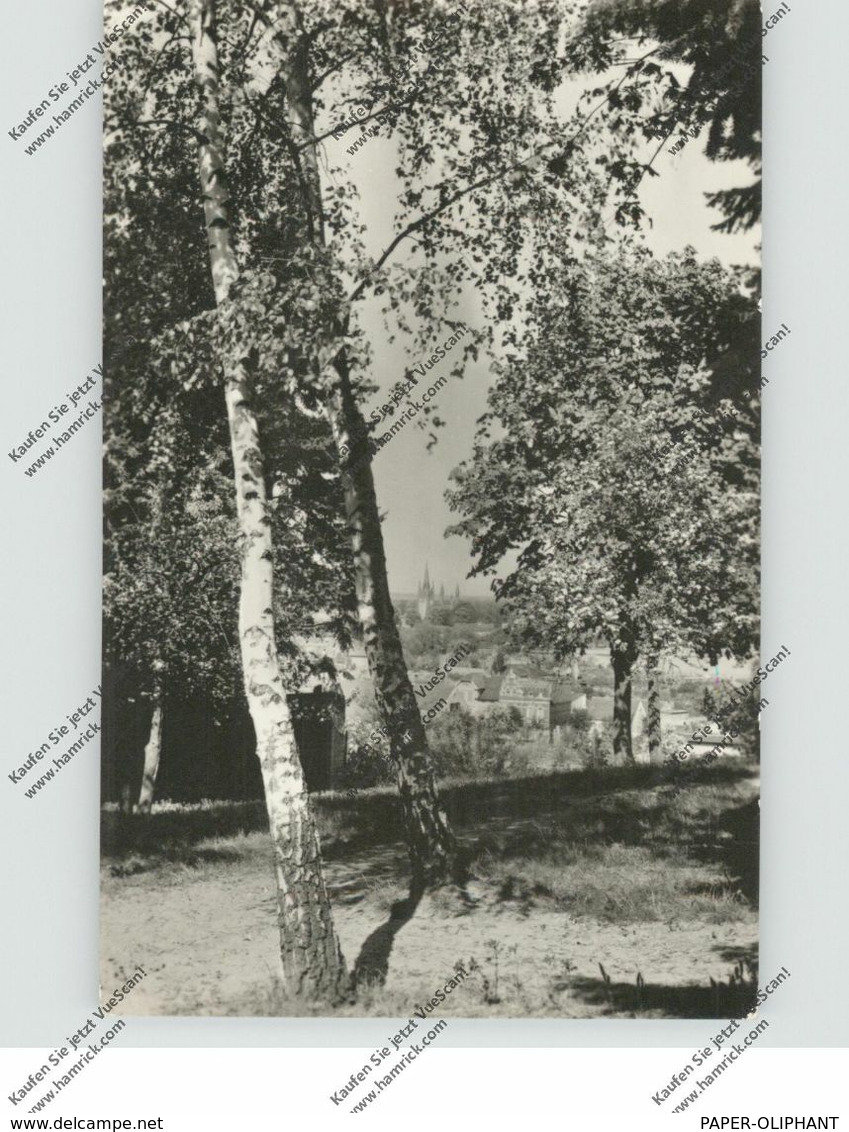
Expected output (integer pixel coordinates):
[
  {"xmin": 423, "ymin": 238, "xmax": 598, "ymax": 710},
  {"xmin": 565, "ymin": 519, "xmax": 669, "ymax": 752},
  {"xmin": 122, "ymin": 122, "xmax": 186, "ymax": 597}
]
[
  {"xmin": 103, "ymin": 763, "xmax": 758, "ymax": 925},
  {"xmin": 474, "ymin": 841, "xmax": 749, "ymax": 924},
  {"xmin": 102, "ymin": 763, "xmax": 758, "ymax": 1019}
]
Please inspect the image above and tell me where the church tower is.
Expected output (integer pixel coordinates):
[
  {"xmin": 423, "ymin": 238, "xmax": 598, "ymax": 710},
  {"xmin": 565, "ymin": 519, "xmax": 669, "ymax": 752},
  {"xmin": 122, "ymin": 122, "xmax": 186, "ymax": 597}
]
[{"xmin": 417, "ymin": 564, "xmax": 435, "ymax": 620}]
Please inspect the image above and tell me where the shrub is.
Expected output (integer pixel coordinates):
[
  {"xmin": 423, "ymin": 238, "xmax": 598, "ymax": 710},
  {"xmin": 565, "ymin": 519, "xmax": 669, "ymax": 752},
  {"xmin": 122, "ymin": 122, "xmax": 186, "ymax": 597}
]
[
  {"xmin": 428, "ymin": 706, "xmax": 524, "ymax": 778},
  {"xmin": 570, "ymin": 708, "xmax": 590, "ymax": 734},
  {"xmin": 581, "ymin": 744, "xmax": 609, "ymax": 771},
  {"xmin": 338, "ymin": 714, "xmax": 395, "ymax": 789},
  {"xmin": 702, "ymin": 683, "xmax": 760, "ymax": 758},
  {"xmin": 579, "ymin": 722, "xmax": 611, "ymax": 770}
]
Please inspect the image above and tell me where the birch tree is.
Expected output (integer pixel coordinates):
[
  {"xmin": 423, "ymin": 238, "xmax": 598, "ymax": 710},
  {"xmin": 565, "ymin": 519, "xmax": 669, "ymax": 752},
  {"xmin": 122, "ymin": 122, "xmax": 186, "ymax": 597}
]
[
  {"xmin": 137, "ymin": 667, "xmax": 164, "ymax": 813},
  {"xmin": 105, "ymin": 0, "xmax": 760, "ymax": 883},
  {"xmin": 106, "ymin": 1, "xmax": 354, "ymax": 999},
  {"xmin": 255, "ymin": 0, "xmax": 460, "ymax": 889},
  {"xmin": 181, "ymin": 0, "xmax": 348, "ymax": 998}
]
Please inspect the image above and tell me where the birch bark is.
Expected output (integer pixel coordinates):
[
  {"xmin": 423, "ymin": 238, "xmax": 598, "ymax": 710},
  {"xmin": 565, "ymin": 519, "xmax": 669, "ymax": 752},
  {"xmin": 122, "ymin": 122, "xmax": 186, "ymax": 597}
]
[
  {"xmin": 268, "ymin": 5, "xmax": 461, "ymax": 889},
  {"xmin": 188, "ymin": 0, "xmax": 348, "ymax": 999},
  {"xmin": 137, "ymin": 681, "xmax": 163, "ymax": 813}
]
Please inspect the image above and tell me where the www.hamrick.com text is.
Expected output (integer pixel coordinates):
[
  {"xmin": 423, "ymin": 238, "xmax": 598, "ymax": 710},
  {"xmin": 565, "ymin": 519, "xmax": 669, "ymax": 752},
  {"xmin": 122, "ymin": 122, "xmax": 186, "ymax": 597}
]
[
  {"xmin": 8, "ymin": 364, "xmax": 102, "ymax": 478},
  {"xmin": 8, "ymin": 686, "xmax": 101, "ymax": 798}
]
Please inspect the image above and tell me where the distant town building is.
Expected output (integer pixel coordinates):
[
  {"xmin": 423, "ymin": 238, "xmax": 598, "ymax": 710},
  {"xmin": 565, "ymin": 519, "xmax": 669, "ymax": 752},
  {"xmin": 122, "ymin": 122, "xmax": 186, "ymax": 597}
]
[
  {"xmin": 443, "ymin": 671, "xmax": 488, "ymax": 712},
  {"xmin": 415, "ymin": 566, "xmax": 463, "ymax": 620},
  {"xmin": 570, "ymin": 693, "xmax": 647, "ymax": 745},
  {"xmin": 445, "ymin": 667, "xmax": 581, "ymax": 732},
  {"xmin": 417, "ymin": 564, "xmax": 435, "ymax": 620}
]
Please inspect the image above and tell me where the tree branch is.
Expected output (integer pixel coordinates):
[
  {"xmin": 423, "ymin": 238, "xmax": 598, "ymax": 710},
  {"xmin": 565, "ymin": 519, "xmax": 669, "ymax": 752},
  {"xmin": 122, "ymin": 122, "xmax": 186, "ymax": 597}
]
[
  {"xmin": 310, "ymin": 48, "xmax": 360, "ymax": 93},
  {"xmin": 600, "ymin": 118, "xmax": 682, "ymax": 233},
  {"xmin": 297, "ymin": 68, "xmax": 453, "ymax": 153},
  {"xmin": 301, "ymin": 94, "xmax": 410, "ymax": 152},
  {"xmin": 140, "ymin": 32, "xmax": 188, "ymax": 107},
  {"xmin": 117, "ymin": 117, "xmax": 206, "ymax": 143},
  {"xmin": 234, "ymin": 5, "xmax": 264, "ymax": 63},
  {"xmin": 148, "ymin": 0, "xmax": 185, "ymax": 26},
  {"xmin": 348, "ymin": 55, "xmax": 656, "ymax": 302}
]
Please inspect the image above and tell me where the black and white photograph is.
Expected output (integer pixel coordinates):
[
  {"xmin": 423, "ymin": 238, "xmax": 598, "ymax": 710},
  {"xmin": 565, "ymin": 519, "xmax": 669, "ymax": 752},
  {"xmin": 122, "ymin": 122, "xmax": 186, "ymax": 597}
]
[
  {"xmin": 10, "ymin": 0, "xmax": 849, "ymax": 1122},
  {"xmin": 97, "ymin": 0, "xmax": 765, "ymax": 1020}
]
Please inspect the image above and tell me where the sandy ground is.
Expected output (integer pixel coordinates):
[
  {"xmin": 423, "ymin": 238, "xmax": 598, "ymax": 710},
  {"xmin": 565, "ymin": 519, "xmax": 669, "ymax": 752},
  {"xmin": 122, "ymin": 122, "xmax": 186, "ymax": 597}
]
[{"xmin": 101, "ymin": 820, "xmax": 757, "ymax": 1019}]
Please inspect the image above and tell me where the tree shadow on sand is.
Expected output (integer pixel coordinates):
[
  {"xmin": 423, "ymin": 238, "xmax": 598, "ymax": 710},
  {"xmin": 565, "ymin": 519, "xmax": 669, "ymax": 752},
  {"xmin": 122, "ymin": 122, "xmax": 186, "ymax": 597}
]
[
  {"xmin": 352, "ymin": 888, "xmax": 423, "ymax": 989},
  {"xmin": 566, "ymin": 952, "xmax": 759, "ymax": 1019},
  {"xmin": 351, "ymin": 875, "xmax": 478, "ymax": 990}
]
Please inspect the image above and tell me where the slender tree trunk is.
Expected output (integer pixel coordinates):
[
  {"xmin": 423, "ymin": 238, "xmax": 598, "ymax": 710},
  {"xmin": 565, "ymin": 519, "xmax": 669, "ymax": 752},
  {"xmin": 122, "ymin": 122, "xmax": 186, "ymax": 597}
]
[
  {"xmin": 646, "ymin": 655, "xmax": 661, "ymax": 762},
  {"xmin": 188, "ymin": 0, "xmax": 347, "ymax": 1000},
  {"xmin": 326, "ymin": 366, "xmax": 461, "ymax": 889},
  {"xmin": 137, "ymin": 681, "xmax": 163, "ymax": 813},
  {"xmin": 611, "ymin": 644, "xmax": 635, "ymax": 764},
  {"xmin": 272, "ymin": 10, "xmax": 461, "ymax": 889}
]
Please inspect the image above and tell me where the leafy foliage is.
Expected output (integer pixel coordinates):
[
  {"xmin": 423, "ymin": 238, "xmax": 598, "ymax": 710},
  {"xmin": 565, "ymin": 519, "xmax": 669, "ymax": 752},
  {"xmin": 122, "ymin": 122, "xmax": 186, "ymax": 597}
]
[
  {"xmin": 566, "ymin": 0, "xmax": 762, "ymax": 231},
  {"xmin": 446, "ymin": 246, "xmax": 759, "ymax": 676},
  {"xmin": 103, "ymin": 0, "xmax": 364, "ymax": 721},
  {"xmin": 102, "ymin": 0, "xmax": 760, "ymax": 784},
  {"xmin": 702, "ymin": 682, "xmax": 761, "ymax": 759},
  {"xmin": 427, "ymin": 706, "xmax": 525, "ymax": 779}
]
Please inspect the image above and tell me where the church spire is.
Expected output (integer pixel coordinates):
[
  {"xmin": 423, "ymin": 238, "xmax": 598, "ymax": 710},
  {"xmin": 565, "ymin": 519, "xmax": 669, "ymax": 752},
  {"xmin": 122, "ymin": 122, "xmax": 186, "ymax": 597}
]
[{"xmin": 418, "ymin": 563, "xmax": 433, "ymax": 620}]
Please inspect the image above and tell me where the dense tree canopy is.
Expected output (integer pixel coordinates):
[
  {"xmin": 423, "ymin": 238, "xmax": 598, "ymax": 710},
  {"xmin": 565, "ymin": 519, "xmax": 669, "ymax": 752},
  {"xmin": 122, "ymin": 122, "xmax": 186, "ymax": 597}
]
[
  {"xmin": 447, "ymin": 245, "xmax": 759, "ymax": 756},
  {"xmin": 102, "ymin": 0, "xmax": 761, "ymax": 928},
  {"xmin": 565, "ymin": 0, "xmax": 762, "ymax": 232}
]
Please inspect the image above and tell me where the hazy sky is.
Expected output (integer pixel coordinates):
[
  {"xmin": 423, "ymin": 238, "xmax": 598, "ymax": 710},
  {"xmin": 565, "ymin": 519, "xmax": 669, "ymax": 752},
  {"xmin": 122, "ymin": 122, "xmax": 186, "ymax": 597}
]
[{"xmin": 334, "ymin": 61, "xmax": 760, "ymax": 598}]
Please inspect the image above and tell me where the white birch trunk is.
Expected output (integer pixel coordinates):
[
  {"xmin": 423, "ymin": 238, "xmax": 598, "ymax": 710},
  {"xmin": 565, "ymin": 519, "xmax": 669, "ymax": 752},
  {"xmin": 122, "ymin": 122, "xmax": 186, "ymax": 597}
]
[
  {"xmin": 269, "ymin": 7, "xmax": 461, "ymax": 889},
  {"xmin": 137, "ymin": 684, "xmax": 163, "ymax": 813},
  {"xmin": 188, "ymin": 0, "xmax": 347, "ymax": 1000}
]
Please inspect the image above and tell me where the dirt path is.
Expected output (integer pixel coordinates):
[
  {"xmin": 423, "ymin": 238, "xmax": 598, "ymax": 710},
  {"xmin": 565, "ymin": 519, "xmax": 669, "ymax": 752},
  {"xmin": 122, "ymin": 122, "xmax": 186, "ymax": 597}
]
[{"xmin": 101, "ymin": 828, "xmax": 757, "ymax": 1018}]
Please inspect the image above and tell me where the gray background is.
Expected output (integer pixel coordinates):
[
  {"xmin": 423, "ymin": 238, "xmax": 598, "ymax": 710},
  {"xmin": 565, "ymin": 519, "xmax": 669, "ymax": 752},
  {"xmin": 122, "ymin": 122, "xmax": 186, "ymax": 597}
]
[{"xmin": 1, "ymin": 0, "xmax": 844, "ymax": 1048}]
